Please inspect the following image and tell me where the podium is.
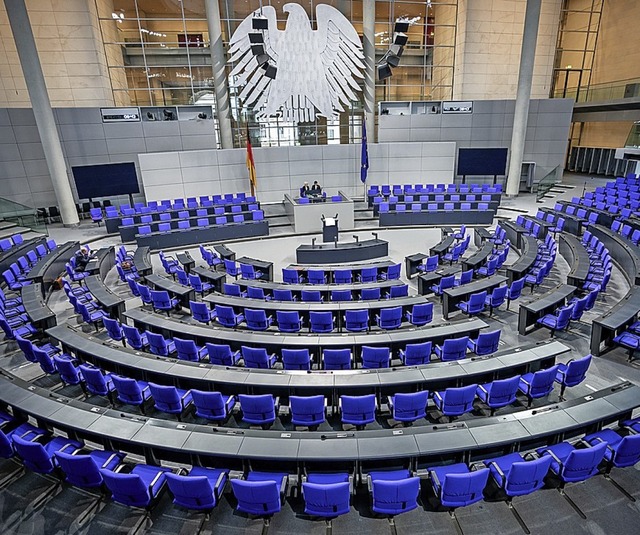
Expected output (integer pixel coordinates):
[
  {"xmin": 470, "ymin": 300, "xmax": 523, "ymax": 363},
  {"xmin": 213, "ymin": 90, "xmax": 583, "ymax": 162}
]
[{"xmin": 322, "ymin": 216, "xmax": 338, "ymax": 243}]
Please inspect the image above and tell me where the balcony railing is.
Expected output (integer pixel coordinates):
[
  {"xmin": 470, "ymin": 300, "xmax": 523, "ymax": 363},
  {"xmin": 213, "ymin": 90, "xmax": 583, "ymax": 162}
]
[{"xmin": 552, "ymin": 77, "xmax": 640, "ymax": 103}]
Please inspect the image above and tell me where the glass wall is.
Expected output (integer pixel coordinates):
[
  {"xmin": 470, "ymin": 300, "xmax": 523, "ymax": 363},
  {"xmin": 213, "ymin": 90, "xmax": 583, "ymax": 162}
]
[{"xmin": 97, "ymin": 0, "xmax": 457, "ymax": 147}]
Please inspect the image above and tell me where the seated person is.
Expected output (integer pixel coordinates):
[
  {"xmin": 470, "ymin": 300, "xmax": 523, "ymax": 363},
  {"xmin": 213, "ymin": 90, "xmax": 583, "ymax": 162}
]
[
  {"xmin": 300, "ymin": 182, "xmax": 310, "ymax": 198},
  {"xmin": 310, "ymin": 181, "xmax": 322, "ymax": 195},
  {"xmin": 74, "ymin": 246, "xmax": 95, "ymax": 272}
]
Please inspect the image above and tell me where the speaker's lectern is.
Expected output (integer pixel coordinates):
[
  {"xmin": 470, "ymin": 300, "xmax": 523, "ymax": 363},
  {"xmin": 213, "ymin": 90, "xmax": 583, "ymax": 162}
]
[{"xmin": 322, "ymin": 215, "xmax": 338, "ymax": 243}]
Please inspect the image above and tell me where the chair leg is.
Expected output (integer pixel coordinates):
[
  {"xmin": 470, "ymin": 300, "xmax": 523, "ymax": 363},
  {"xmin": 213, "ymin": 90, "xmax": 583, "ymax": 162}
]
[
  {"xmin": 603, "ymin": 472, "xmax": 636, "ymax": 502},
  {"xmin": 558, "ymin": 486, "xmax": 586, "ymax": 519},
  {"xmin": 507, "ymin": 498, "xmax": 531, "ymax": 534}
]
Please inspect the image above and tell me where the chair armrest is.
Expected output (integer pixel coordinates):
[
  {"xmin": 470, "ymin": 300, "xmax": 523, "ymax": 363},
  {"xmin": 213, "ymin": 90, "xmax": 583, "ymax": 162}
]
[
  {"xmin": 279, "ymin": 475, "xmax": 288, "ymax": 498},
  {"xmin": 366, "ymin": 474, "xmax": 373, "ymax": 493},
  {"xmin": 180, "ymin": 391, "xmax": 192, "ymax": 402},
  {"xmin": 540, "ymin": 448, "xmax": 564, "ymax": 467},
  {"xmin": 101, "ymin": 452, "xmax": 123, "ymax": 469},
  {"xmin": 429, "ymin": 471, "xmax": 441, "ymax": 492},
  {"xmin": 477, "ymin": 384, "xmax": 488, "ymax": 395},
  {"xmin": 148, "ymin": 470, "xmax": 168, "ymax": 494},
  {"xmin": 520, "ymin": 377, "xmax": 530, "ymax": 387},
  {"xmin": 214, "ymin": 471, "xmax": 228, "ymax": 499},
  {"xmin": 489, "ymin": 461, "xmax": 505, "ymax": 485},
  {"xmin": 59, "ymin": 442, "xmax": 80, "ymax": 454}
]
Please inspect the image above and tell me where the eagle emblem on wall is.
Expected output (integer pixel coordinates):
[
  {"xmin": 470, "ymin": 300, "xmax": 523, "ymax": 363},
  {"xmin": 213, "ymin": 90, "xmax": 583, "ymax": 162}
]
[{"xmin": 228, "ymin": 3, "xmax": 365, "ymax": 122}]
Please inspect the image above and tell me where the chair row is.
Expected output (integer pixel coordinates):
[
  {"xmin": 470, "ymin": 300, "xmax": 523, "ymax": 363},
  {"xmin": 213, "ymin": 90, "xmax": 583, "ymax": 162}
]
[
  {"xmin": 135, "ymin": 211, "xmax": 265, "ymax": 236},
  {"xmin": 611, "ymin": 219, "xmax": 640, "ymax": 245},
  {"xmin": 1, "ymin": 239, "xmax": 58, "ymax": 291},
  {"xmin": 104, "ymin": 193, "xmax": 256, "ymax": 217},
  {"xmin": 283, "ymin": 264, "xmax": 401, "ymax": 284},
  {"xmin": 223, "ymin": 281, "xmax": 410, "ymax": 301},
  {"xmin": 378, "ymin": 201, "xmax": 493, "ymax": 213},
  {"xmin": 102, "ymin": 317, "xmax": 504, "ymax": 366},
  {"xmin": 0, "ymin": 233, "xmax": 25, "ymax": 253},
  {"xmin": 2, "ymin": 403, "xmax": 638, "ymax": 524},
  {"xmin": 368, "ymin": 183, "xmax": 503, "ymax": 195},
  {"xmin": 13, "ymin": 348, "xmax": 589, "ymax": 424},
  {"xmin": 120, "ymin": 204, "xmax": 260, "ymax": 225}
]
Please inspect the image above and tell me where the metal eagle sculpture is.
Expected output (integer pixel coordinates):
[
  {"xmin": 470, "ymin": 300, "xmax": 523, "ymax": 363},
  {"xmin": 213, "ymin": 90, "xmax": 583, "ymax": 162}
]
[{"xmin": 229, "ymin": 3, "xmax": 365, "ymax": 122}]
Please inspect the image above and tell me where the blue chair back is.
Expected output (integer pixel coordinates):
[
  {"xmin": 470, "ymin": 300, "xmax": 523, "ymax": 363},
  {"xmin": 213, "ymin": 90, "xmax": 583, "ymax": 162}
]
[
  {"xmin": 53, "ymin": 355, "xmax": 82, "ymax": 385},
  {"xmin": 147, "ymin": 331, "xmax": 172, "ymax": 356},
  {"xmin": 340, "ymin": 394, "xmax": 376, "ymax": 426},
  {"xmin": 166, "ymin": 469, "xmax": 227, "ymax": 510},
  {"xmin": 559, "ymin": 442, "xmax": 608, "ymax": 482},
  {"xmin": 377, "ymin": 307, "xmax": 402, "ymax": 330},
  {"xmin": 611, "ymin": 435, "xmax": 640, "ymax": 468},
  {"xmin": 191, "ymin": 390, "xmax": 233, "ymax": 421},
  {"xmin": 238, "ymin": 394, "xmax": 276, "ymax": 425},
  {"xmin": 206, "ymin": 343, "xmax": 238, "ymax": 366},
  {"xmin": 100, "ymin": 468, "xmax": 161, "ymax": 508},
  {"xmin": 401, "ymin": 341, "xmax": 432, "ymax": 365},
  {"xmin": 345, "ymin": 309, "xmax": 369, "ymax": 332},
  {"xmin": 78, "ymin": 364, "xmax": 112, "ymax": 396},
  {"xmin": 215, "ymin": 305, "xmax": 242, "ymax": 327},
  {"xmin": 242, "ymin": 346, "xmax": 274, "ymax": 369},
  {"xmin": 331, "ymin": 289, "xmax": 352, "ymax": 302},
  {"xmin": 308, "ymin": 270, "xmax": 326, "ymax": 284},
  {"xmin": 290, "ymin": 395, "xmax": 325, "ymax": 427},
  {"xmin": 391, "ymin": 391, "xmax": 429, "ymax": 422},
  {"xmin": 371, "ymin": 477, "xmax": 420, "ymax": 515},
  {"xmin": 507, "ymin": 278, "xmax": 525, "ymax": 301},
  {"xmin": 438, "ymin": 467, "xmax": 489, "ymax": 507},
  {"xmin": 148, "ymin": 383, "xmax": 186, "ymax": 414},
  {"xmin": 223, "ymin": 283, "xmax": 243, "ymax": 297},
  {"xmin": 12, "ymin": 435, "xmax": 66, "ymax": 473},
  {"xmin": 103, "ymin": 317, "xmax": 124, "ymax": 341},
  {"xmin": 334, "ymin": 269, "xmax": 352, "ymax": 283},
  {"xmin": 271, "ymin": 288, "xmax": 294, "ymax": 301},
  {"xmin": 438, "ymin": 384, "xmax": 477, "ymax": 417},
  {"xmin": 361, "ymin": 346, "xmax": 390, "ymax": 369},
  {"xmin": 527, "ymin": 366, "xmax": 559, "ymax": 398},
  {"xmin": 282, "ymin": 348, "xmax": 311, "ymax": 370},
  {"xmin": 111, "ymin": 375, "xmax": 147, "ymax": 405},
  {"xmin": 488, "ymin": 285, "xmax": 508, "ymax": 307},
  {"xmin": 247, "ymin": 286, "xmax": 267, "ymax": 299},
  {"xmin": 439, "ymin": 336, "xmax": 469, "ymax": 361},
  {"xmin": 174, "ymin": 338, "xmax": 201, "ymax": 361},
  {"xmin": 407, "ymin": 302, "xmax": 433, "ymax": 326},
  {"xmin": 282, "ymin": 268, "xmax": 302, "ymax": 284},
  {"xmin": 361, "ymin": 287, "xmax": 381, "ymax": 300},
  {"xmin": 484, "ymin": 376, "xmax": 520, "ymax": 408},
  {"xmin": 504, "ymin": 456, "xmax": 553, "ymax": 497},
  {"xmin": 359, "ymin": 267, "xmax": 378, "ymax": 282},
  {"xmin": 473, "ymin": 330, "xmax": 501, "ymax": 355},
  {"xmin": 301, "ymin": 290, "xmax": 322, "ymax": 302},
  {"xmin": 122, "ymin": 324, "xmax": 147, "ymax": 349},
  {"xmin": 245, "ymin": 308, "xmax": 271, "ymax": 331},
  {"xmin": 389, "ymin": 285, "xmax": 409, "ymax": 298},
  {"xmin": 303, "ymin": 481, "xmax": 350, "ymax": 518},
  {"xmin": 190, "ymin": 301, "xmax": 211, "ymax": 324},
  {"xmin": 231, "ymin": 479, "xmax": 281, "ymax": 515},
  {"xmin": 324, "ymin": 349, "xmax": 351, "ymax": 370},
  {"xmin": 310, "ymin": 311, "xmax": 334, "ymax": 333},
  {"xmin": 277, "ymin": 311, "xmax": 302, "ymax": 332}
]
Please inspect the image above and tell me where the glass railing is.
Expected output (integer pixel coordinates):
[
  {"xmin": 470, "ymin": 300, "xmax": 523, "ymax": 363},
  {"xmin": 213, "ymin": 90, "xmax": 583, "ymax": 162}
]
[
  {"xmin": 0, "ymin": 197, "xmax": 48, "ymax": 235},
  {"xmin": 552, "ymin": 77, "xmax": 640, "ymax": 103},
  {"xmin": 535, "ymin": 167, "xmax": 560, "ymax": 202}
]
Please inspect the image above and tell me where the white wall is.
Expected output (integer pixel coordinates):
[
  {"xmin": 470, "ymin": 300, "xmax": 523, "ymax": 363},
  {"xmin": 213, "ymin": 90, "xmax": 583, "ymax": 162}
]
[{"xmin": 138, "ymin": 142, "xmax": 456, "ymax": 203}]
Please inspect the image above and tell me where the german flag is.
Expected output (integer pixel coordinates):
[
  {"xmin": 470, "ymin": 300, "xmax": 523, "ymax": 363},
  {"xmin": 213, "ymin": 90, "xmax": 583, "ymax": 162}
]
[{"xmin": 246, "ymin": 126, "xmax": 257, "ymax": 197}]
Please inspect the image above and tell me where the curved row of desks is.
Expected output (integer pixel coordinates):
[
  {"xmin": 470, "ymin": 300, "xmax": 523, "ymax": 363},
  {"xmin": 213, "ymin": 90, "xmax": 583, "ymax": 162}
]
[
  {"xmin": 296, "ymin": 239, "xmax": 388, "ymax": 264},
  {"xmin": 47, "ymin": 324, "xmax": 569, "ymax": 400},
  {"xmin": 1, "ymin": 370, "xmax": 636, "ymax": 467},
  {"xmin": 379, "ymin": 209, "xmax": 495, "ymax": 227},
  {"xmin": 124, "ymin": 308, "xmax": 489, "ymax": 355},
  {"xmin": 85, "ymin": 275, "xmax": 126, "ymax": 321},
  {"xmin": 506, "ymin": 234, "xmax": 538, "ymax": 284},
  {"xmin": 0, "ymin": 236, "xmax": 46, "ymax": 274},
  {"xmin": 26, "ymin": 241, "xmax": 79, "ymax": 293},
  {"xmin": 559, "ymin": 234, "xmax": 591, "ymax": 288},
  {"xmin": 20, "ymin": 283, "xmax": 56, "ymax": 330},
  {"xmin": 587, "ymin": 225, "xmax": 640, "ymax": 356}
]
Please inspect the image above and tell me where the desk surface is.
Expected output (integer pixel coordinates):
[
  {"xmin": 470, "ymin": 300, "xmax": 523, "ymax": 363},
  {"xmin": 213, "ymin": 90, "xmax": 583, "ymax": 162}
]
[
  {"xmin": 133, "ymin": 246, "xmax": 152, "ymax": 276},
  {"xmin": 521, "ymin": 284, "xmax": 576, "ymax": 313},
  {"xmin": 444, "ymin": 275, "xmax": 508, "ymax": 299},
  {"xmin": 233, "ymin": 278, "xmax": 405, "ymax": 294},
  {"xmin": 591, "ymin": 286, "xmax": 640, "ymax": 330},
  {"xmin": 26, "ymin": 241, "xmax": 79, "ymax": 282},
  {"xmin": 507, "ymin": 235, "xmax": 538, "ymax": 280},
  {"xmin": 20, "ymin": 283, "xmax": 55, "ymax": 324},
  {"xmin": 560, "ymin": 233, "xmax": 590, "ymax": 283},
  {"xmin": 146, "ymin": 274, "xmax": 193, "ymax": 297},
  {"xmin": 287, "ymin": 260, "xmax": 395, "ymax": 272},
  {"xmin": 85, "ymin": 275, "xmax": 125, "ymax": 309},
  {"xmin": 462, "ymin": 242, "xmax": 494, "ymax": 269}
]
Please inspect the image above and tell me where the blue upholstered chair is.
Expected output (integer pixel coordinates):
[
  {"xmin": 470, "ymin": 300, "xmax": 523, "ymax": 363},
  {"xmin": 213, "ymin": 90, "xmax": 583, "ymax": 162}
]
[
  {"xmin": 191, "ymin": 390, "xmax": 235, "ymax": 422},
  {"xmin": 340, "ymin": 394, "xmax": 376, "ymax": 429},
  {"xmin": 388, "ymin": 391, "xmax": 429, "ymax": 423},
  {"xmin": 476, "ymin": 376, "xmax": 521, "ymax": 415}
]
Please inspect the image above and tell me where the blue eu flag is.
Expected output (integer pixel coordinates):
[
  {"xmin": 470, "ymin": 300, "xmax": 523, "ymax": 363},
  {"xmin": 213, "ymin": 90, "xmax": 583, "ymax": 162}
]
[{"xmin": 360, "ymin": 120, "xmax": 369, "ymax": 184}]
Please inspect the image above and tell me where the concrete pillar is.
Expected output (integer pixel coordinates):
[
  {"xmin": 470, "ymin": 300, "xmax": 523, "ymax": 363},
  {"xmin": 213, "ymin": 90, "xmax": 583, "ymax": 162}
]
[
  {"xmin": 205, "ymin": 0, "xmax": 234, "ymax": 149},
  {"xmin": 505, "ymin": 0, "xmax": 542, "ymax": 196},
  {"xmin": 4, "ymin": 0, "xmax": 79, "ymax": 226},
  {"xmin": 362, "ymin": 0, "xmax": 376, "ymax": 143}
]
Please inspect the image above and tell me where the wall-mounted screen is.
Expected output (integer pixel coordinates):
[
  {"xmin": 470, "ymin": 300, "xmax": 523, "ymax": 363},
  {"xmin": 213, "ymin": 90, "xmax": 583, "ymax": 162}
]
[
  {"xmin": 457, "ymin": 148, "xmax": 508, "ymax": 176},
  {"xmin": 72, "ymin": 162, "xmax": 140, "ymax": 199}
]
